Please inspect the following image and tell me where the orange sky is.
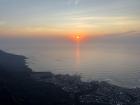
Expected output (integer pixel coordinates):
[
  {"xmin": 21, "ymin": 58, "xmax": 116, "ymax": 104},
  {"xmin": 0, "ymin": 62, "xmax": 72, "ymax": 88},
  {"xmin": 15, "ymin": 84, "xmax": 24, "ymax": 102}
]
[{"xmin": 0, "ymin": 0, "xmax": 140, "ymax": 38}]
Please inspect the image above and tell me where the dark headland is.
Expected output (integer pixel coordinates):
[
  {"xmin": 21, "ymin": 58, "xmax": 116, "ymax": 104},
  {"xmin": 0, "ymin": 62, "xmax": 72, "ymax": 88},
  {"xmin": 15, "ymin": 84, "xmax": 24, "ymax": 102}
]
[{"xmin": 0, "ymin": 50, "xmax": 140, "ymax": 105}]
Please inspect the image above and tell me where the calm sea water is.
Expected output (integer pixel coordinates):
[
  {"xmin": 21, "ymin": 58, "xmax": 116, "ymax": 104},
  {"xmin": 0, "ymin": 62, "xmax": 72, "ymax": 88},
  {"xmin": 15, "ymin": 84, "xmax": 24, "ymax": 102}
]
[{"xmin": 1, "ymin": 40, "xmax": 140, "ymax": 88}]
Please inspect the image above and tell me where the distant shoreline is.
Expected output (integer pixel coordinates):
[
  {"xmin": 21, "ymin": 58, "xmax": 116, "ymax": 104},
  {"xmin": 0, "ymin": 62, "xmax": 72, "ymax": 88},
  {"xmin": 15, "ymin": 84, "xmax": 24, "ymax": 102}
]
[{"xmin": 0, "ymin": 49, "xmax": 138, "ymax": 89}]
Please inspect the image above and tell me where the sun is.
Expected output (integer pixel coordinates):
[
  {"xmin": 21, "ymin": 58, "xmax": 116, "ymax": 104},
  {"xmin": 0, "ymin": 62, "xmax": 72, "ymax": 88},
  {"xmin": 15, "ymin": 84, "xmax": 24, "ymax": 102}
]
[
  {"xmin": 75, "ymin": 35, "xmax": 80, "ymax": 40},
  {"xmin": 70, "ymin": 34, "xmax": 85, "ymax": 42}
]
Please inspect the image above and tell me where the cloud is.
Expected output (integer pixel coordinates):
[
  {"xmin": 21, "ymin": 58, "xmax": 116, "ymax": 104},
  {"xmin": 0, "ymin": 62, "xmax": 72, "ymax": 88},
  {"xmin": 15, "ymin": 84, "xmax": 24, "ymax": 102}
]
[
  {"xmin": 67, "ymin": 0, "xmax": 81, "ymax": 5},
  {"xmin": 74, "ymin": 0, "xmax": 80, "ymax": 5}
]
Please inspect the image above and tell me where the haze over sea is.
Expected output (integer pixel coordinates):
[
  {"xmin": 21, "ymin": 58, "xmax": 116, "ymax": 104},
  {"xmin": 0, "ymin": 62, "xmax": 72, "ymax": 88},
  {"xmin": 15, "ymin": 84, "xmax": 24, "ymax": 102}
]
[{"xmin": 0, "ymin": 33, "xmax": 140, "ymax": 88}]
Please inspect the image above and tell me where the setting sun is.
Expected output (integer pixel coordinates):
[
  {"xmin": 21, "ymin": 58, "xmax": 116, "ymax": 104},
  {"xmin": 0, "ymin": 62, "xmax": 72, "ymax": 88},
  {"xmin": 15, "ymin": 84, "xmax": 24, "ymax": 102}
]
[
  {"xmin": 76, "ymin": 35, "xmax": 80, "ymax": 40},
  {"xmin": 70, "ymin": 34, "xmax": 87, "ymax": 42}
]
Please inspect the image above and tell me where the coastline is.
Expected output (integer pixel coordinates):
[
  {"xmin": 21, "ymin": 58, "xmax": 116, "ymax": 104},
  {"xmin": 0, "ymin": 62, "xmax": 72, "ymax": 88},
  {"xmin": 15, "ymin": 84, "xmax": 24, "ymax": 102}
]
[{"xmin": 1, "ymin": 49, "xmax": 140, "ymax": 105}]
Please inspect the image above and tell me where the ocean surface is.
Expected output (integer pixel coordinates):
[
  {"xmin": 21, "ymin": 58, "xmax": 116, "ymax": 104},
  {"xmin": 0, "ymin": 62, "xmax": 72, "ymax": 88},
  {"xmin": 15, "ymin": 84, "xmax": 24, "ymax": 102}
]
[{"xmin": 0, "ymin": 38, "xmax": 140, "ymax": 88}]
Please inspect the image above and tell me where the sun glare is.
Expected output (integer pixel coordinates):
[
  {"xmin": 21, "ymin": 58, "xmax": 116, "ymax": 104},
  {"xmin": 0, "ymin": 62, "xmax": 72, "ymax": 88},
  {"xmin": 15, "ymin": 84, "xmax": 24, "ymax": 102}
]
[
  {"xmin": 69, "ymin": 34, "xmax": 87, "ymax": 42},
  {"xmin": 76, "ymin": 35, "xmax": 80, "ymax": 39}
]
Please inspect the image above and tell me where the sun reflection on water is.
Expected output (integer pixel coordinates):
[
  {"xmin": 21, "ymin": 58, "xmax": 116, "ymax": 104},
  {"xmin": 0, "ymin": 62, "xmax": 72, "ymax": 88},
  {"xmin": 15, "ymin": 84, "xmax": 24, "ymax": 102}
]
[{"xmin": 75, "ymin": 40, "xmax": 80, "ymax": 70}]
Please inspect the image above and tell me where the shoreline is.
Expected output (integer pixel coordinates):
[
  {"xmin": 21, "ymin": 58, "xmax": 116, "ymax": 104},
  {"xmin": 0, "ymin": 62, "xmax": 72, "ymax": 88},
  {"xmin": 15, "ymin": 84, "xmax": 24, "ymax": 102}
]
[
  {"xmin": 0, "ymin": 49, "xmax": 126, "ymax": 88},
  {"xmin": 1, "ymin": 49, "xmax": 140, "ymax": 105},
  {"xmin": 1, "ymin": 49, "xmax": 137, "ymax": 89}
]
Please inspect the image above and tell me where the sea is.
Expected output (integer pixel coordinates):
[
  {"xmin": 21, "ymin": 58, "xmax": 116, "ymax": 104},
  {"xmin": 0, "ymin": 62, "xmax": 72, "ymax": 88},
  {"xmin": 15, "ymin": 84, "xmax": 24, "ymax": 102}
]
[{"xmin": 0, "ymin": 36, "xmax": 140, "ymax": 88}]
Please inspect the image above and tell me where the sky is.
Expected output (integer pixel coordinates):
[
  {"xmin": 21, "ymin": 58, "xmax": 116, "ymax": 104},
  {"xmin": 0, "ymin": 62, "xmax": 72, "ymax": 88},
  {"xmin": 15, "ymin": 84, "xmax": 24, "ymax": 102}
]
[{"xmin": 0, "ymin": 0, "xmax": 140, "ymax": 38}]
